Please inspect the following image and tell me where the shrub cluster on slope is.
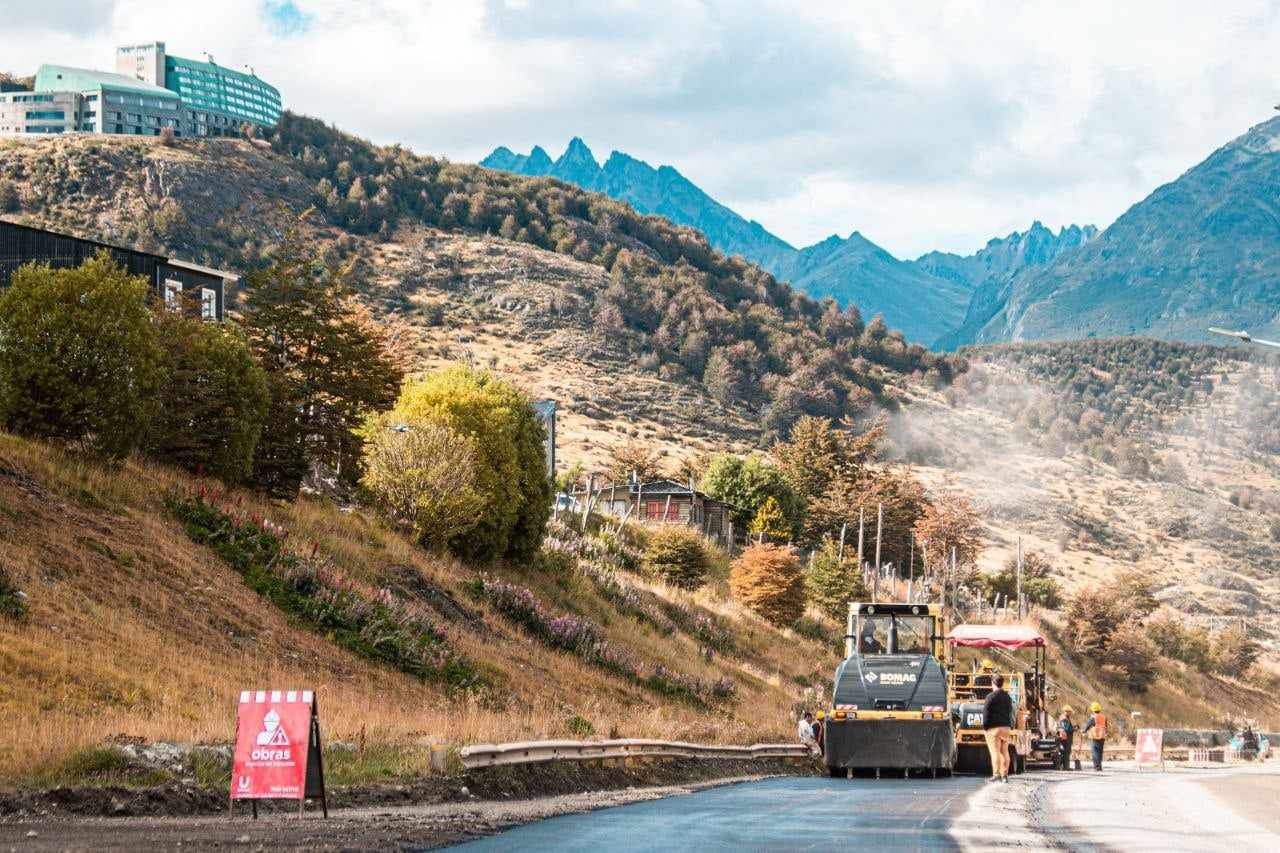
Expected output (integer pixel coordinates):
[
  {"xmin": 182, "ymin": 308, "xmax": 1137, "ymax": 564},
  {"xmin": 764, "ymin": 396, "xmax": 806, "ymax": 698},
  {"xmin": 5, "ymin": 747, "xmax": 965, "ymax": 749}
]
[
  {"xmin": 170, "ymin": 489, "xmax": 479, "ymax": 689},
  {"xmin": 463, "ymin": 574, "xmax": 735, "ymax": 705}
]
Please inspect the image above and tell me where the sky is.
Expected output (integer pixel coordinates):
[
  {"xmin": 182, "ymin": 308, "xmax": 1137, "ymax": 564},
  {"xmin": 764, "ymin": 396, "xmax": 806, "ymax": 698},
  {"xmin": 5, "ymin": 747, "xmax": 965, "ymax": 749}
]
[{"xmin": 7, "ymin": 0, "xmax": 1280, "ymax": 258}]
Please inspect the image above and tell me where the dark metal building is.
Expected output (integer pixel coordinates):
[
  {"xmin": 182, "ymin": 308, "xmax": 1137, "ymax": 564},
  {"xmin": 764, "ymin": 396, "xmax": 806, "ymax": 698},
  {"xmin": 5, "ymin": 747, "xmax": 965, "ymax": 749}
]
[{"xmin": 0, "ymin": 219, "xmax": 235, "ymax": 320}]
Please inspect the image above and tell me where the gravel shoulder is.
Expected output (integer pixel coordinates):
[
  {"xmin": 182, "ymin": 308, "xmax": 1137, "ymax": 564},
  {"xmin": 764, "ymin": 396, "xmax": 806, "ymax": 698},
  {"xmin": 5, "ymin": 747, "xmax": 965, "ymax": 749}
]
[
  {"xmin": 0, "ymin": 758, "xmax": 806, "ymax": 851},
  {"xmin": 955, "ymin": 761, "xmax": 1280, "ymax": 852}
]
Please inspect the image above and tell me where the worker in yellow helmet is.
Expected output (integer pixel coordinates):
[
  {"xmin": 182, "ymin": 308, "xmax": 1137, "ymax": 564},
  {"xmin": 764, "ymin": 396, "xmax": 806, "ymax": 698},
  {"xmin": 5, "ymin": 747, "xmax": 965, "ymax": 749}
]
[
  {"xmin": 1056, "ymin": 706, "xmax": 1076, "ymax": 770},
  {"xmin": 814, "ymin": 711, "xmax": 826, "ymax": 755},
  {"xmin": 1082, "ymin": 702, "xmax": 1107, "ymax": 771}
]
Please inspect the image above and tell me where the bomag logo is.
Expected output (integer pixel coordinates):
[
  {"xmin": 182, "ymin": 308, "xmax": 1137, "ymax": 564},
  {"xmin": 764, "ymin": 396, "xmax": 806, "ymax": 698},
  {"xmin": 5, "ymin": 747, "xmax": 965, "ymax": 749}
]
[
  {"xmin": 874, "ymin": 671, "xmax": 918, "ymax": 686},
  {"xmin": 250, "ymin": 708, "xmax": 292, "ymax": 761}
]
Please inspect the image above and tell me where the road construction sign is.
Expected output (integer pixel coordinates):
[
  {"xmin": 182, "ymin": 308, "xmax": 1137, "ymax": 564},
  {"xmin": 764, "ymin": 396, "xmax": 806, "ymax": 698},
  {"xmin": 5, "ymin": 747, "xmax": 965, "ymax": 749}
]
[
  {"xmin": 230, "ymin": 690, "xmax": 327, "ymax": 817},
  {"xmin": 1135, "ymin": 728, "xmax": 1164, "ymax": 770}
]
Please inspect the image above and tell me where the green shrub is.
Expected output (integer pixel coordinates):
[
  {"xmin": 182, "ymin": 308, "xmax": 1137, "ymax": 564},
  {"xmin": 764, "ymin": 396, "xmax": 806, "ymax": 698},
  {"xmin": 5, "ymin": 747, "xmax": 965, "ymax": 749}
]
[
  {"xmin": 0, "ymin": 179, "xmax": 17, "ymax": 212},
  {"xmin": 1146, "ymin": 612, "xmax": 1213, "ymax": 672},
  {"xmin": 644, "ymin": 526, "xmax": 710, "ymax": 589},
  {"xmin": 805, "ymin": 537, "xmax": 868, "ymax": 622},
  {"xmin": 0, "ymin": 562, "xmax": 27, "ymax": 621},
  {"xmin": 0, "ymin": 253, "xmax": 163, "ymax": 459},
  {"xmin": 729, "ymin": 543, "xmax": 806, "ymax": 626},
  {"xmin": 358, "ymin": 414, "xmax": 485, "ymax": 550},
  {"xmin": 383, "ymin": 366, "xmax": 551, "ymax": 562},
  {"xmin": 146, "ymin": 312, "xmax": 269, "ymax": 484}
]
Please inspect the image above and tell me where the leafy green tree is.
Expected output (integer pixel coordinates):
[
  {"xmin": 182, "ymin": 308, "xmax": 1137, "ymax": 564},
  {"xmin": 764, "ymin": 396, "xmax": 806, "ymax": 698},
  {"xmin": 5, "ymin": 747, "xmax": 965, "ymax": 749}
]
[
  {"xmin": 805, "ymin": 538, "xmax": 869, "ymax": 622},
  {"xmin": 0, "ymin": 253, "xmax": 163, "ymax": 459},
  {"xmin": 384, "ymin": 365, "xmax": 551, "ymax": 562},
  {"xmin": 358, "ymin": 413, "xmax": 486, "ymax": 550},
  {"xmin": 701, "ymin": 454, "xmax": 802, "ymax": 536},
  {"xmin": 241, "ymin": 222, "xmax": 404, "ymax": 497},
  {"xmin": 980, "ymin": 551, "xmax": 1060, "ymax": 608},
  {"xmin": 146, "ymin": 313, "xmax": 269, "ymax": 484}
]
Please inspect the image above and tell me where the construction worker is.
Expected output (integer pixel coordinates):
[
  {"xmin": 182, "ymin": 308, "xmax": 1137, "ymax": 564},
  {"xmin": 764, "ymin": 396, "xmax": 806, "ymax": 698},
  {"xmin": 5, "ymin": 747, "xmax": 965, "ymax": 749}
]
[
  {"xmin": 797, "ymin": 711, "xmax": 818, "ymax": 755},
  {"xmin": 1082, "ymin": 702, "xmax": 1107, "ymax": 771},
  {"xmin": 1056, "ymin": 707, "xmax": 1076, "ymax": 770},
  {"xmin": 982, "ymin": 674, "xmax": 1014, "ymax": 782},
  {"xmin": 813, "ymin": 711, "xmax": 826, "ymax": 754}
]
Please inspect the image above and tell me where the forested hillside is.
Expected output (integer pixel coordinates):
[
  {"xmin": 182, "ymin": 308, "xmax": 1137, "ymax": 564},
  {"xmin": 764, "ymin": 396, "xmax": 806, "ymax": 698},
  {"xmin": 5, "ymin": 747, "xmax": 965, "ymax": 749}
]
[{"xmin": 0, "ymin": 115, "xmax": 959, "ymax": 445}]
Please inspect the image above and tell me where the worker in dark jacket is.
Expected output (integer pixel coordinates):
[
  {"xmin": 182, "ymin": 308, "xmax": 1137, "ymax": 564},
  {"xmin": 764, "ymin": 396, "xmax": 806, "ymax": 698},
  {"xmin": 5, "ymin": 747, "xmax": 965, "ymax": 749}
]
[
  {"xmin": 1056, "ymin": 707, "xmax": 1076, "ymax": 770},
  {"xmin": 982, "ymin": 674, "xmax": 1014, "ymax": 781}
]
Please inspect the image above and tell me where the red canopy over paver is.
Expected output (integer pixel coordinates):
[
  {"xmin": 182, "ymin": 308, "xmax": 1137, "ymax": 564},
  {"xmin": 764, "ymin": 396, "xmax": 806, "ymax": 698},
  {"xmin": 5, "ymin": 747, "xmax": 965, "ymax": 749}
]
[{"xmin": 947, "ymin": 624, "xmax": 1046, "ymax": 649}]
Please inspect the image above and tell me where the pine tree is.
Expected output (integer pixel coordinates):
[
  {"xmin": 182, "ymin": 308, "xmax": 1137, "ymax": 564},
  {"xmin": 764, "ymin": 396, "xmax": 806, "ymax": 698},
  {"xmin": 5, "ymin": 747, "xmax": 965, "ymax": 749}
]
[
  {"xmin": 806, "ymin": 538, "xmax": 869, "ymax": 622},
  {"xmin": 242, "ymin": 217, "xmax": 404, "ymax": 497}
]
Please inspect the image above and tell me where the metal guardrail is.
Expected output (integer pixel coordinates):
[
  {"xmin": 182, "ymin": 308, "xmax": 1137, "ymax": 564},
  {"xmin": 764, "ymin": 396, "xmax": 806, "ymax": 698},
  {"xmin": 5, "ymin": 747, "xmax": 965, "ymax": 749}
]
[{"xmin": 459, "ymin": 739, "xmax": 810, "ymax": 770}]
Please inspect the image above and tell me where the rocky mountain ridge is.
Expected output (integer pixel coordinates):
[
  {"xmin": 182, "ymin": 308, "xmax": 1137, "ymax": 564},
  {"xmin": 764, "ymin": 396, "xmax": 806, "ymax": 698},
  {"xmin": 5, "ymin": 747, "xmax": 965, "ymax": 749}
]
[
  {"xmin": 954, "ymin": 115, "xmax": 1280, "ymax": 347},
  {"xmin": 482, "ymin": 139, "xmax": 1097, "ymax": 345}
]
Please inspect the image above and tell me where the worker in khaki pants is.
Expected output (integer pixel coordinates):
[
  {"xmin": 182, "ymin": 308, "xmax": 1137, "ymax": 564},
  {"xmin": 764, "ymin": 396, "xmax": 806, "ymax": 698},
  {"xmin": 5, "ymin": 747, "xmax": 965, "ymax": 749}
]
[{"xmin": 982, "ymin": 674, "xmax": 1014, "ymax": 782}]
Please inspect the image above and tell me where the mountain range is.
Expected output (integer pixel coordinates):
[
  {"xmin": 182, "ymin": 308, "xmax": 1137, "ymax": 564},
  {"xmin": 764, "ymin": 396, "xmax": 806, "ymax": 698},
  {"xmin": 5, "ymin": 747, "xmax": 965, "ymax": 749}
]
[
  {"xmin": 486, "ymin": 118, "xmax": 1280, "ymax": 351},
  {"xmin": 482, "ymin": 139, "xmax": 1095, "ymax": 344},
  {"xmin": 956, "ymin": 115, "xmax": 1280, "ymax": 346}
]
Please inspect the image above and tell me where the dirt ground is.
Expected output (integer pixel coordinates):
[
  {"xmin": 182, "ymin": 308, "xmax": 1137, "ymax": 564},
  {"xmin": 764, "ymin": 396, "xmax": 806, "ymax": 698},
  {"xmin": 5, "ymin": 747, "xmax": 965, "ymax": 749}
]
[{"xmin": 0, "ymin": 758, "xmax": 808, "ymax": 851}]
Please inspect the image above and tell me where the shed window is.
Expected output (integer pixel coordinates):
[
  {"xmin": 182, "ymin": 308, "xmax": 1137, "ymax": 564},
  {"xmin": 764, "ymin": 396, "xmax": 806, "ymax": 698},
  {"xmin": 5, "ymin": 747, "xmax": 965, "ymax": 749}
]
[
  {"xmin": 201, "ymin": 288, "xmax": 217, "ymax": 320},
  {"xmin": 164, "ymin": 279, "xmax": 183, "ymax": 311}
]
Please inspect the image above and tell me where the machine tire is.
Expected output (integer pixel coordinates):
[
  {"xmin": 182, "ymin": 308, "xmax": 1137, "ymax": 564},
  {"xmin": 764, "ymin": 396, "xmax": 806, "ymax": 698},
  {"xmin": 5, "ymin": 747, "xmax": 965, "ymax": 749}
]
[
  {"xmin": 1016, "ymin": 753, "xmax": 1026, "ymax": 774},
  {"xmin": 828, "ymin": 766, "xmax": 844, "ymax": 778}
]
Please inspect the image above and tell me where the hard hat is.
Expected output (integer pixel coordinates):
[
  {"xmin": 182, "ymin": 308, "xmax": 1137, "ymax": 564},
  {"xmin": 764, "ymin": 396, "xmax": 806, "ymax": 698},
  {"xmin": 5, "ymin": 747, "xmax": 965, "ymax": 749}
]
[
  {"xmin": 1090, "ymin": 702, "xmax": 1102, "ymax": 713},
  {"xmin": 816, "ymin": 711, "xmax": 826, "ymax": 720},
  {"xmin": 1061, "ymin": 705, "xmax": 1073, "ymax": 715},
  {"xmin": 980, "ymin": 658, "xmax": 995, "ymax": 671}
]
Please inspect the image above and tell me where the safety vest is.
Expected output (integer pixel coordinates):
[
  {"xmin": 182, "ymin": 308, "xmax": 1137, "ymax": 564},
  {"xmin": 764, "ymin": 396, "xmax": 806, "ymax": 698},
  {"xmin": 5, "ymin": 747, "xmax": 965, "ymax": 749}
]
[{"xmin": 1089, "ymin": 713, "xmax": 1107, "ymax": 740}]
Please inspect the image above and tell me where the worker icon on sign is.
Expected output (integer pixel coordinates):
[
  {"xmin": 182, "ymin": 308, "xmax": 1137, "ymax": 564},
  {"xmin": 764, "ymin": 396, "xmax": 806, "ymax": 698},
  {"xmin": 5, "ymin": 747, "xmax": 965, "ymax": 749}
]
[{"xmin": 256, "ymin": 709, "xmax": 289, "ymax": 747}]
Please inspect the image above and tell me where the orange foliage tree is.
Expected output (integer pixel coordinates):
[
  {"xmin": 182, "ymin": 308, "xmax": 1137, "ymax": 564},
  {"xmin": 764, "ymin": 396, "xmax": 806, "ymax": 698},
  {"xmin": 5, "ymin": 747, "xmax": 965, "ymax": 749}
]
[{"xmin": 729, "ymin": 543, "xmax": 805, "ymax": 626}]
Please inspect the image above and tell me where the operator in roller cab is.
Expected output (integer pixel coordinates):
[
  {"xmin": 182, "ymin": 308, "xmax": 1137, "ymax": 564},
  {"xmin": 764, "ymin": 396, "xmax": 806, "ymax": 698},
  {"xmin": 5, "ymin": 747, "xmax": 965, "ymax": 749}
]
[{"xmin": 823, "ymin": 603, "xmax": 956, "ymax": 777}]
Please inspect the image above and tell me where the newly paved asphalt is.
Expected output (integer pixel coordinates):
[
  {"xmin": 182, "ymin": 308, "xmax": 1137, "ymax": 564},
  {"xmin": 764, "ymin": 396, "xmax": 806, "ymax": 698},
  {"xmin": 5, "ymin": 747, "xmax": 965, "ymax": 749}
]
[{"xmin": 446, "ymin": 775, "xmax": 985, "ymax": 852}]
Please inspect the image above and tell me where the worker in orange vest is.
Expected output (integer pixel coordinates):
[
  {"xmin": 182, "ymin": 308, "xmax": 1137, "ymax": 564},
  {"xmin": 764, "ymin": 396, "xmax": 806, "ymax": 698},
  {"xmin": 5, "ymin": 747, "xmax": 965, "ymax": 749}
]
[{"xmin": 1082, "ymin": 702, "xmax": 1107, "ymax": 771}]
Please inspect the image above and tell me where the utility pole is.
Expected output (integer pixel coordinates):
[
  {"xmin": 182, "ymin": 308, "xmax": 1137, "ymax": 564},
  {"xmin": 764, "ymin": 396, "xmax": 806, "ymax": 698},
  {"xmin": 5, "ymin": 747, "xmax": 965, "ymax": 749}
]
[
  {"xmin": 838, "ymin": 522, "xmax": 848, "ymax": 561},
  {"xmin": 856, "ymin": 507, "xmax": 865, "ymax": 571},
  {"xmin": 950, "ymin": 546, "xmax": 957, "ymax": 616},
  {"xmin": 1016, "ymin": 537, "xmax": 1024, "ymax": 620},
  {"xmin": 874, "ymin": 503, "xmax": 883, "ymax": 573}
]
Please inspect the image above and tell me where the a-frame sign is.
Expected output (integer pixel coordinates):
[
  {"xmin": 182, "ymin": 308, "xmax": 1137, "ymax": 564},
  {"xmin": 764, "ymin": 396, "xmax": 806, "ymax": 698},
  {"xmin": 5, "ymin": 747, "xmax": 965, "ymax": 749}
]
[{"xmin": 229, "ymin": 690, "xmax": 328, "ymax": 818}]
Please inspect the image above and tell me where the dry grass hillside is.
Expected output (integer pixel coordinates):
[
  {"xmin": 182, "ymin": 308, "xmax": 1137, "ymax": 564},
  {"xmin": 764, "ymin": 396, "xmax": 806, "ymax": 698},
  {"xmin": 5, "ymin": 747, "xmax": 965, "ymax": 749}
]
[
  {"xmin": 0, "ymin": 433, "xmax": 842, "ymax": 785},
  {"xmin": 891, "ymin": 346, "xmax": 1280, "ymax": 665}
]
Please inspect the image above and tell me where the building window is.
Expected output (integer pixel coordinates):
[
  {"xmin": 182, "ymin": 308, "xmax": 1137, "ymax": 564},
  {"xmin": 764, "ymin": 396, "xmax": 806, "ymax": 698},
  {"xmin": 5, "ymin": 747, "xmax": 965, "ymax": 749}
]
[
  {"xmin": 201, "ymin": 288, "xmax": 217, "ymax": 321},
  {"xmin": 164, "ymin": 279, "xmax": 183, "ymax": 312}
]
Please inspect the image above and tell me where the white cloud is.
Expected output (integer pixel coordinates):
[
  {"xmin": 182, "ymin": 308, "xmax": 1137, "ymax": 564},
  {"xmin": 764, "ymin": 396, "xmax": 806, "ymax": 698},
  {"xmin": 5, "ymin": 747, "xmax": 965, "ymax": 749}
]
[{"xmin": 6, "ymin": 0, "xmax": 1280, "ymax": 257}]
